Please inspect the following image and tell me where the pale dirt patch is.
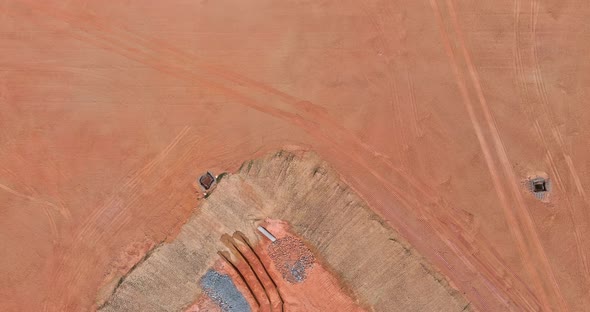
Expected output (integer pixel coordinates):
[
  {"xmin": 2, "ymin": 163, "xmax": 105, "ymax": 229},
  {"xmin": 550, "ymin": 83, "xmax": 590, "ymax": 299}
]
[{"xmin": 98, "ymin": 151, "xmax": 471, "ymax": 312}]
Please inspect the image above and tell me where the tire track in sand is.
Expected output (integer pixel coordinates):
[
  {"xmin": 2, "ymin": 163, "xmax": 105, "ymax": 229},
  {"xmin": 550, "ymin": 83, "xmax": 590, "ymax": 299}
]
[
  {"xmin": 8, "ymin": 2, "xmax": 544, "ymax": 310},
  {"xmin": 272, "ymin": 100, "xmax": 541, "ymax": 310},
  {"xmin": 406, "ymin": 70, "xmax": 423, "ymax": 138},
  {"xmin": 0, "ymin": 181, "xmax": 60, "ymax": 239},
  {"xmin": 19, "ymin": 0, "xmax": 404, "ymax": 170},
  {"xmin": 49, "ymin": 126, "xmax": 192, "ymax": 309},
  {"xmin": 76, "ymin": 126, "xmax": 190, "ymax": 242},
  {"xmin": 531, "ymin": 0, "xmax": 589, "ymax": 207},
  {"xmin": 448, "ymin": 0, "xmax": 569, "ymax": 310},
  {"xmin": 36, "ymin": 2, "xmax": 542, "ymax": 309},
  {"xmin": 10, "ymin": 0, "xmax": 405, "ymax": 191},
  {"xmin": 527, "ymin": 0, "xmax": 590, "ymax": 284},
  {"xmin": 359, "ymin": 0, "xmax": 407, "ymax": 164},
  {"xmin": 430, "ymin": 0, "xmax": 566, "ymax": 310},
  {"xmin": 430, "ymin": 0, "xmax": 547, "ymax": 310}
]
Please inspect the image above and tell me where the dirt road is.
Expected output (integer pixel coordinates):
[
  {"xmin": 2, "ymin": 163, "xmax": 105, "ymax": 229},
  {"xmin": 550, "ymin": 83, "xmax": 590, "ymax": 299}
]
[{"xmin": 1, "ymin": 0, "xmax": 589, "ymax": 311}]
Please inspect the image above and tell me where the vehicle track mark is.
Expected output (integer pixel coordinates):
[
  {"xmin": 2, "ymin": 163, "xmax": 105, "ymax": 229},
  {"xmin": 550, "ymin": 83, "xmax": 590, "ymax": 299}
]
[
  {"xmin": 450, "ymin": 0, "xmax": 569, "ymax": 309},
  {"xmin": 5, "ymin": 2, "xmax": 552, "ymax": 310},
  {"xmin": 430, "ymin": 0, "xmax": 558, "ymax": 309},
  {"xmin": 406, "ymin": 70, "xmax": 423, "ymax": 138},
  {"xmin": 527, "ymin": 0, "xmax": 590, "ymax": 285}
]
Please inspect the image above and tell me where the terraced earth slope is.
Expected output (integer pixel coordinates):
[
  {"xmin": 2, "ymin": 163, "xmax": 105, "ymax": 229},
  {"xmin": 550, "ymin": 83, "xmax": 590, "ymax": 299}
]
[{"xmin": 98, "ymin": 151, "xmax": 471, "ymax": 311}]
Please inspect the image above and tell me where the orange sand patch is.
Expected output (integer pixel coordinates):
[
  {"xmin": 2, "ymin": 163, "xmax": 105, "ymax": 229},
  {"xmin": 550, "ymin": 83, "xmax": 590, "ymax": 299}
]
[
  {"xmin": 1, "ymin": 0, "xmax": 589, "ymax": 311},
  {"xmin": 255, "ymin": 219, "xmax": 365, "ymax": 312},
  {"xmin": 184, "ymin": 294, "xmax": 222, "ymax": 312}
]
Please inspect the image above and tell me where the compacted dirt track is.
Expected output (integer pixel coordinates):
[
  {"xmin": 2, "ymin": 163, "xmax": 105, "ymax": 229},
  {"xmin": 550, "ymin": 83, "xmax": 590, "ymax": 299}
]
[{"xmin": 1, "ymin": 0, "xmax": 589, "ymax": 311}]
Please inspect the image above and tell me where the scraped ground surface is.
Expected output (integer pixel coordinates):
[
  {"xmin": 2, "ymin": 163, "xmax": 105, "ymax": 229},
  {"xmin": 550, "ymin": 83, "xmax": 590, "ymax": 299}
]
[
  {"xmin": 1, "ymin": 0, "xmax": 589, "ymax": 311},
  {"xmin": 98, "ymin": 152, "xmax": 469, "ymax": 311}
]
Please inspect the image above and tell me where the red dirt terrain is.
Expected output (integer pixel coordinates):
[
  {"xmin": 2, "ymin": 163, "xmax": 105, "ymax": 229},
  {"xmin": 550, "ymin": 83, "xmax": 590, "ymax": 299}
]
[
  {"xmin": 1, "ymin": 0, "xmax": 589, "ymax": 311},
  {"xmin": 186, "ymin": 220, "xmax": 365, "ymax": 312}
]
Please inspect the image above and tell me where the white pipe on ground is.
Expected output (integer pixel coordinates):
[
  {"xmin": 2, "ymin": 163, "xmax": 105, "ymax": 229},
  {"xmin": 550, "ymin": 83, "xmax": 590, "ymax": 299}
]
[{"xmin": 257, "ymin": 226, "xmax": 276, "ymax": 242}]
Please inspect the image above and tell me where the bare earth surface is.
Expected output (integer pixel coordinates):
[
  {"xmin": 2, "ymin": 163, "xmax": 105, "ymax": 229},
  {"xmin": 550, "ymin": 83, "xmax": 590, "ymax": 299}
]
[
  {"xmin": 98, "ymin": 151, "xmax": 469, "ymax": 311},
  {"xmin": 1, "ymin": 0, "xmax": 589, "ymax": 311}
]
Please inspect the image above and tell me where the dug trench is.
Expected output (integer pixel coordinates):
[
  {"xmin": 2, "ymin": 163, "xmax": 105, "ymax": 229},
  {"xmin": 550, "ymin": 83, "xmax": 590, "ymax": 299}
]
[{"xmin": 97, "ymin": 150, "xmax": 473, "ymax": 311}]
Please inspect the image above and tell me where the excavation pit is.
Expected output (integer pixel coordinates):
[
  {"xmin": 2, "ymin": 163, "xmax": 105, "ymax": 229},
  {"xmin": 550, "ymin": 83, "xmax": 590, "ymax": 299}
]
[
  {"xmin": 199, "ymin": 172, "xmax": 216, "ymax": 191},
  {"xmin": 533, "ymin": 180, "xmax": 547, "ymax": 193},
  {"xmin": 528, "ymin": 176, "xmax": 551, "ymax": 201}
]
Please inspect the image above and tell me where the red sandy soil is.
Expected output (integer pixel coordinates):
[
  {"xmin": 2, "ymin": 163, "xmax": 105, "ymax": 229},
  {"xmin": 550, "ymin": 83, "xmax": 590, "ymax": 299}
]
[
  {"xmin": 255, "ymin": 220, "xmax": 365, "ymax": 311},
  {"xmin": 185, "ymin": 295, "xmax": 223, "ymax": 312},
  {"xmin": 1, "ymin": 0, "xmax": 589, "ymax": 311},
  {"xmin": 187, "ymin": 220, "xmax": 364, "ymax": 312}
]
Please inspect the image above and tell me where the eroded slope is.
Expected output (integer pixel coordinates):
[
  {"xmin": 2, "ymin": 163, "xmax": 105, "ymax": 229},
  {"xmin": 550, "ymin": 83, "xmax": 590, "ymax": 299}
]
[{"xmin": 99, "ymin": 151, "xmax": 471, "ymax": 311}]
